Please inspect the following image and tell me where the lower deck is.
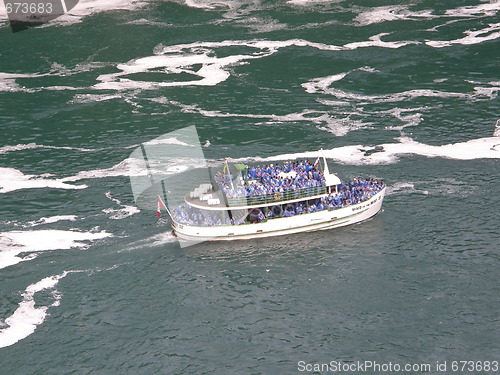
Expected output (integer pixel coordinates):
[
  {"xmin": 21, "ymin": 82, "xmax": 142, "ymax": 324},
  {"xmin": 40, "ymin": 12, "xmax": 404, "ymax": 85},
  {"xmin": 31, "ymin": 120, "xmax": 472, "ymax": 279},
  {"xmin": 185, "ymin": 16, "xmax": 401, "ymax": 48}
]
[{"xmin": 172, "ymin": 187, "xmax": 386, "ymax": 242}]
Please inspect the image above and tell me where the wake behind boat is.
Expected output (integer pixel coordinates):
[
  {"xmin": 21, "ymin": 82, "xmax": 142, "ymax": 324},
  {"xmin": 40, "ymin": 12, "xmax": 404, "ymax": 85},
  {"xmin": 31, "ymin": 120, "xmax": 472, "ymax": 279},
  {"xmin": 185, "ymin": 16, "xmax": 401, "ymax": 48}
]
[{"xmin": 160, "ymin": 151, "xmax": 386, "ymax": 242}]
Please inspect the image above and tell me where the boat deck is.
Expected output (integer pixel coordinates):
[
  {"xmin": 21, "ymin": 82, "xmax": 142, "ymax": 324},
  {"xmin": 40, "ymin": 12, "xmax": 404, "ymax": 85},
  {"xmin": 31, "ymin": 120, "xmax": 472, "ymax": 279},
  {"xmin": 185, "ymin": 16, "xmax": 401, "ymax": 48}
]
[
  {"xmin": 185, "ymin": 190, "xmax": 226, "ymax": 209},
  {"xmin": 185, "ymin": 185, "xmax": 329, "ymax": 210}
]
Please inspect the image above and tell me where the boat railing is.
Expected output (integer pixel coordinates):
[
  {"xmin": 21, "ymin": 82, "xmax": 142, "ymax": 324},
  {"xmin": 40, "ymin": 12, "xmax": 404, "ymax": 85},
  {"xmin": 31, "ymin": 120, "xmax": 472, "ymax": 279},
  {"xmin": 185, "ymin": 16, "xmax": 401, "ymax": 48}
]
[{"xmin": 225, "ymin": 185, "xmax": 327, "ymax": 207}]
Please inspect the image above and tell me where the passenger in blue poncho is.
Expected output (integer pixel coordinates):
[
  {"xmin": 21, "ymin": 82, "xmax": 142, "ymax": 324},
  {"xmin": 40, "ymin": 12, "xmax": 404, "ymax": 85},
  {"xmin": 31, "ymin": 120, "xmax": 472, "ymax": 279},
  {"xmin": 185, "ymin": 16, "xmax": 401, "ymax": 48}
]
[{"xmin": 296, "ymin": 204, "xmax": 304, "ymax": 214}]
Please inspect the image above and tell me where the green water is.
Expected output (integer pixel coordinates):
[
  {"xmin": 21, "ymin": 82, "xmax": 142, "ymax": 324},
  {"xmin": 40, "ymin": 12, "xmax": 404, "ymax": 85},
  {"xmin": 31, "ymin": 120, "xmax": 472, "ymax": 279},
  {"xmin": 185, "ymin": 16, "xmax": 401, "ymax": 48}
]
[{"xmin": 0, "ymin": 1, "xmax": 499, "ymax": 374}]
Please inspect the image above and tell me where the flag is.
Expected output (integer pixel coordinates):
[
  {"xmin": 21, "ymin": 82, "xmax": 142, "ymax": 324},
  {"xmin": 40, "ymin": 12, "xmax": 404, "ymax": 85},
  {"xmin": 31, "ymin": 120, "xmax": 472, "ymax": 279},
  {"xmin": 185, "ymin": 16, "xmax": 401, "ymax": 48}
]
[{"xmin": 157, "ymin": 196, "xmax": 167, "ymax": 217}]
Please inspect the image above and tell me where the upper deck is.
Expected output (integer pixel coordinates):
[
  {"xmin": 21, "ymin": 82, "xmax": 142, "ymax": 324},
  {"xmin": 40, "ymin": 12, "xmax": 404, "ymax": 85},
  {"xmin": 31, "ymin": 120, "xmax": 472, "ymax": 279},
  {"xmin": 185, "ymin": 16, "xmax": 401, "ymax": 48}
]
[
  {"xmin": 185, "ymin": 184, "xmax": 329, "ymax": 211},
  {"xmin": 185, "ymin": 158, "xmax": 339, "ymax": 210}
]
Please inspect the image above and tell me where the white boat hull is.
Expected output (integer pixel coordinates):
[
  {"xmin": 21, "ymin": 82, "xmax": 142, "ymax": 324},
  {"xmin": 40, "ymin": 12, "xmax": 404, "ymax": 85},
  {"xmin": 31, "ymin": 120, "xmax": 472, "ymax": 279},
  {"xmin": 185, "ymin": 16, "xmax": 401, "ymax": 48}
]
[{"xmin": 171, "ymin": 188, "xmax": 386, "ymax": 242}]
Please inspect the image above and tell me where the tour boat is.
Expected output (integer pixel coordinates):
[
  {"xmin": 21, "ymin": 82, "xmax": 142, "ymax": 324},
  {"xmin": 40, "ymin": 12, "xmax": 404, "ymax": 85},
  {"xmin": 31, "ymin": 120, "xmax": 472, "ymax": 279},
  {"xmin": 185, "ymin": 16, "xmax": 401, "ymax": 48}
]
[{"xmin": 160, "ymin": 151, "xmax": 386, "ymax": 242}]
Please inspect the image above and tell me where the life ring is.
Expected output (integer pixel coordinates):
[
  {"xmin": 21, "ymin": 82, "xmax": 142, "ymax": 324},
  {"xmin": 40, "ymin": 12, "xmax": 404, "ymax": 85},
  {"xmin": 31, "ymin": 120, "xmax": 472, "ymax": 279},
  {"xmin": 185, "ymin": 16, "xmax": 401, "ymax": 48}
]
[
  {"xmin": 249, "ymin": 209, "xmax": 261, "ymax": 223},
  {"xmin": 271, "ymin": 205, "xmax": 283, "ymax": 217}
]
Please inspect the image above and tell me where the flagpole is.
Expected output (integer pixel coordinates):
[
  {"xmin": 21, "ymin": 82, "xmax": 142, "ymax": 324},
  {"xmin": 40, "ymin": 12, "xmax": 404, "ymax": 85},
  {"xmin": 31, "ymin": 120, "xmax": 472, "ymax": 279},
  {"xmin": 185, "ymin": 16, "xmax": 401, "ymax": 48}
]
[{"xmin": 157, "ymin": 196, "xmax": 173, "ymax": 219}]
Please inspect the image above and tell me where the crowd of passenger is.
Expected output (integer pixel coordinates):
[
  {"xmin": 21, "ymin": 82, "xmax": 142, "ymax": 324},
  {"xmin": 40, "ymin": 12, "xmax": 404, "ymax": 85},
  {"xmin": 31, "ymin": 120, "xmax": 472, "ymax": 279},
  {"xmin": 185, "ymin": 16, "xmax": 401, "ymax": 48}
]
[
  {"xmin": 172, "ymin": 178, "xmax": 385, "ymax": 226},
  {"xmin": 266, "ymin": 178, "xmax": 385, "ymax": 220},
  {"xmin": 172, "ymin": 204, "xmax": 243, "ymax": 226},
  {"xmin": 214, "ymin": 160, "xmax": 326, "ymax": 198}
]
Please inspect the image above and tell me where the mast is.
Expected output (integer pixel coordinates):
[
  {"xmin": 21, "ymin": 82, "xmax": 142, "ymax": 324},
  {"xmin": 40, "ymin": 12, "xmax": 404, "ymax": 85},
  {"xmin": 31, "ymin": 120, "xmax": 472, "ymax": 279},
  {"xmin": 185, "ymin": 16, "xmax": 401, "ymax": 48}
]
[
  {"xmin": 320, "ymin": 148, "xmax": 330, "ymax": 175},
  {"xmin": 224, "ymin": 158, "xmax": 235, "ymax": 191},
  {"xmin": 320, "ymin": 148, "xmax": 340, "ymax": 192}
]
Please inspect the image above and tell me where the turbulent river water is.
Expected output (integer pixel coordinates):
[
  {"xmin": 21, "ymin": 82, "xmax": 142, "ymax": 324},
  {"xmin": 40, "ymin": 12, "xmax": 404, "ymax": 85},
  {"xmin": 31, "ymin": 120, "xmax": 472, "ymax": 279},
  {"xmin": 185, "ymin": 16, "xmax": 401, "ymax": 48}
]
[{"xmin": 0, "ymin": 1, "xmax": 499, "ymax": 374}]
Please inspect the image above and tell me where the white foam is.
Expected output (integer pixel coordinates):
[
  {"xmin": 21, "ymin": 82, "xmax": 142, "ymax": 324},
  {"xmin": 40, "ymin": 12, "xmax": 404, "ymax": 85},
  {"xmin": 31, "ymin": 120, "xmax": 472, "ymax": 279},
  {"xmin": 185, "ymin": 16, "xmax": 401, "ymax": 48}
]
[
  {"xmin": 2, "ymin": 36, "xmax": 415, "ymax": 99},
  {"xmin": 124, "ymin": 230, "xmax": 177, "ymax": 252},
  {"xmin": 302, "ymin": 66, "xmax": 376, "ymax": 94},
  {"xmin": 102, "ymin": 192, "xmax": 140, "ymax": 220},
  {"xmin": 0, "ymin": 73, "xmax": 81, "ymax": 93},
  {"xmin": 0, "ymin": 56, "xmax": 108, "ymax": 92},
  {"xmin": 245, "ymin": 17, "xmax": 286, "ymax": 33},
  {"xmin": 236, "ymin": 135, "xmax": 500, "ymax": 166},
  {"xmin": 344, "ymin": 32, "xmax": 419, "ymax": 49},
  {"xmin": 287, "ymin": 0, "xmax": 340, "ymax": 5},
  {"xmin": 0, "ymin": 229, "xmax": 112, "ymax": 270},
  {"xmin": 303, "ymin": 72, "xmax": 350, "ymax": 93},
  {"xmin": 24, "ymin": 215, "xmax": 79, "ymax": 228},
  {"xmin": 302, "ymin": 67, "xmax": 475, "ymax": 104},
  {"xmin": 315, "ymin": 116, "xmax": 373, "ymax": 137},
  {"xmin": 208, "ymin": 107, "xmax": 369, "ymax": 136},
  {"xmin": 60, "ymin": 158, "xmax": 147, "ymax": 182},
  {"xmin": 102, "ymin": 206, "xmax": 140, "ymax": 220},
  {"xmin": 354, "ymin": 6, "xmax": 436, "ymax": 26},
  {"xmin": 386, "ymin": 182, "xmax": 418, "ymax": 196},
  {"xmin": 426, "ymin": 22, "xmax": 500, "ymax": 48},
  {"xmin": 494, "ymin": 119, "xmax": 500, "ymax": 137},
  {"xmin": 93, "ymin": 46, "xmax": 273, "ymax": 90},
  {"xmin": 315, "ymin": 99, "xmax": 350, "ymax": 107},
  {"xmin": 148, "ymin": 230, "xmax": 178, "ymax": 247},
  {"xmin": 143, "ymin": 137, "xmax": 194, "ymax": 147},
  {"xmin": 0, "ymin": 72, "xmax": 39, "ymax": 93},
  {"xmin": 38, "ymin": 215, "xmax": 78, "ymax": 224},
  {"xmin": 69, "ymin": 93, "xmax": 124, "ymax": 104},
  {"xmin": 180, "ymin": 0, "xmax": 272, "ymax": 22},
  {"xmin": 124, "ymin": 18, "xmax": 173, "ymax": 27},
  {"xmin": 48, "ymin": 60, "xmax": 107, "ymax": 76},
  {"xmin": 156, "ymin": 98, "xmax": 372, "ymax": 137},
  {"xmin": 91, "ymin": 37, "xmax": 416, "ymax": 94},
  {"xmin": 382, "ymin": 107, "xmax": 426, "ymax": 132},
  {"xmin": 472, "ymin": 82, "xmax": 500, "ymax": 100},
  {"xmin": 0, "ymin": 142, "xmax": 102, "ymax": 155},
  {"xmin": 387, "ymin": 177, "xmax": 478, "ymax": 197},
  {"xmin": 0, "ymin": 168, "xmax": 87, "ymax": 194},
  {"xmin": 0, "ymin": 263, "xmax": 129, "ymax": 348},
  {"xmin": 353, "ymin": 1, "xmax": 500, "ymax": 27},
  {"xmin": 104, "ymin": 191, "xmax": 122, "ymax": 206},
  {"xmin": 444, "ymin": 1, "xmax": 500, "ymax": 18},
  {"xmin": 465, "ymin": 80, "xmax": 500, "ymax": 100},
  {"xmin": 181, "ymin": 0, "xmax": 241, "ymax": 10},
  {"xmin": 286, "ymin": 0, "xmax": 345, "ymax": 7},
  {"xmin": 58, "ymin": 153, "xmax": 196, "ymax": 185},
  {"xmin": 327, "ymin": 136, "xmax": 500, "ymax": 165},
  {"xmin": 0, "ymin": 272, "xmax": 70, "ymax": 348}
]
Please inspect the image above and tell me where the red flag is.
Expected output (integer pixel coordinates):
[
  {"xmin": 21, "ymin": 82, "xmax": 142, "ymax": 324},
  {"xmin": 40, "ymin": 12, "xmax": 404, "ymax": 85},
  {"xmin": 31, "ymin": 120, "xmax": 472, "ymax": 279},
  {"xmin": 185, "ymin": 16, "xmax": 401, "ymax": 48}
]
[
  {"xmin": 157, "ymin": 197, "xmax": 162, "ymax": 217},
  {"xmin": 157, "ymin": 196, "xmax": 171, "ymax": 219}
]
